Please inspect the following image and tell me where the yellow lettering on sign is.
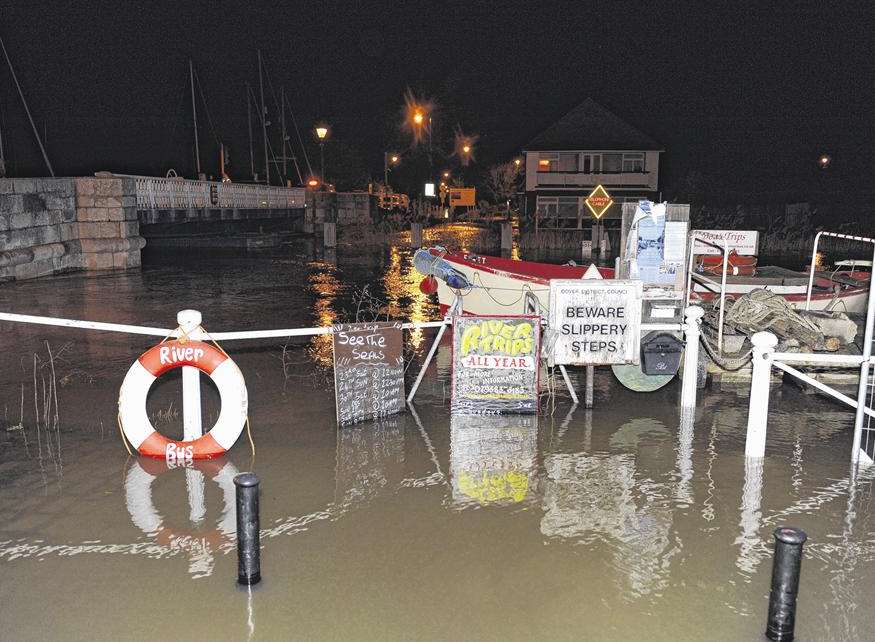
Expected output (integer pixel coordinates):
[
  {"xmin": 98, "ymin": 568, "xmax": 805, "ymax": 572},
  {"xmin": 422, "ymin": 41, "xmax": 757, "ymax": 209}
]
[{"xmin": 461, "ymin": 321, "xmax": 534, "ymax": 357}]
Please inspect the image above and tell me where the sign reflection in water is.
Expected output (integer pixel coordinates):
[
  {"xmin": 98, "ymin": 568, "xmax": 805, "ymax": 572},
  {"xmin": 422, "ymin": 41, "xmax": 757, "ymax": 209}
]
[
  {"xmin": 540, "ymin": 417, "xmax": 676, "ymax": 598},
  {"xmin": 335, "ymin": 417, "xmax": 405, "ymax": 509},
  {"xmin": 124, "ymin": 458, "xmax": 238, "ymax": 578},
  {"xmin": 449, "ymin": 414, "xmax": 538, "ymax": 507}
]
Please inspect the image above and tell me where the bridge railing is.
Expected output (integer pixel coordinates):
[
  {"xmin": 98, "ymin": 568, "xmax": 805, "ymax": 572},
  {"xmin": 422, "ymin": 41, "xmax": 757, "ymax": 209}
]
[{"xmin": 116, "ymin": 175, "xmax": 306, "ymax": 210}]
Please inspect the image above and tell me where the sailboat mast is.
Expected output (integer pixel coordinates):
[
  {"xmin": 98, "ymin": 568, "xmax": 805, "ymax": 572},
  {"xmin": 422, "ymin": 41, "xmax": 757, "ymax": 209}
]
[
  {"xmin": 0, "ymin": 35, "xmax": 53, "ymax": 176},
  {"xmin": 257, "ymin": 50, "xmax": 269, "ymax": 186},
  {"xmin": 189, "ymin": 59, "xmax": 201, "ymax": 178},
  {"xmin": 246, "ymin": 83, "xmax": 255, "ymax": 181},
  {"xmin": 281, "ymin": 86, "xmax": 287, "ymax": 183}
]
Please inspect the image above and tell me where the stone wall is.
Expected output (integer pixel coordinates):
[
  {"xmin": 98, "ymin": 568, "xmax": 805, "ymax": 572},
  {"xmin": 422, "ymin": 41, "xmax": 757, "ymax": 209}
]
[
  {"xmin": 0, "ymin": 177, "xmax": 145, "ymax": 282},
  {"xmin": 304, "ymin": 191, "xmax": 374, "ymax": 232}
]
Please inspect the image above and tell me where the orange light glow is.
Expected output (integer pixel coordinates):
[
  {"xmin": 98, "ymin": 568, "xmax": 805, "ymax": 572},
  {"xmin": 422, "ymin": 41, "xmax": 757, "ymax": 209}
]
[
  {"xmin": 514, "ymin": 158, "xmax": 522, "ymax": 167},
  {"xmin": 462, "ymin": 145, "xmax": 470, "ymax": 154},
  {"xmin": 538, "ymin": 159, "xmax": 550, "ymax": 167},
  {"xmin": 307, "ymin": 178, "xmax": 320, "ymax": 187}
]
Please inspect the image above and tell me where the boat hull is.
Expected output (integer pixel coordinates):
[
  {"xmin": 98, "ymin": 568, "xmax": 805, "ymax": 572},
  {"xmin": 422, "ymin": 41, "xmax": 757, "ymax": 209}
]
[{"xmin": 435, "ymin": 253, "xmax": 612, "ymax": 316}]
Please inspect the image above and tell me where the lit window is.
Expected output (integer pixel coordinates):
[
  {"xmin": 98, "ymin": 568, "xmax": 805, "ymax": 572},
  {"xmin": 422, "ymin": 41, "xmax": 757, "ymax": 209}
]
[{"xmin": 538, "ymin": 153, "xmax": 559, "ymax": 172}]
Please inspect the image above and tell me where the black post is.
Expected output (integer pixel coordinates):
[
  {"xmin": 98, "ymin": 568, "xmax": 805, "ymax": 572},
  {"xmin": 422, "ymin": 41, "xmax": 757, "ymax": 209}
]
[
  {"xmin": 766, "ymin": 526, "xmax": 807, "ymax": 641},
  {"xmin": 234, "ymin": 472, "xmax": 261, "ymax": 586}
]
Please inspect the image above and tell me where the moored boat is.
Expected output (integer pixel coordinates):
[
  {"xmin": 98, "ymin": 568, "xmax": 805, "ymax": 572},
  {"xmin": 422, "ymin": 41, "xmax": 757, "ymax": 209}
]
[
  {"xmin": 689, "ymin": 266, "xmax": 870, "ymax": 313},
  {"xmin": 413, "ymin": 248, "xmax": 613, "ymax": 316},
  {"xmin": 414, "ymin": 247, "xmax": 869, "ymax": 316}
]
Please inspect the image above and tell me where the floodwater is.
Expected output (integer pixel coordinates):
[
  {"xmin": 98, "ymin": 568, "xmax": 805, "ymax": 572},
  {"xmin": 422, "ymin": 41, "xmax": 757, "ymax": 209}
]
[{"xmin": 1, "ymin": 224, "xmax": 873, "ymax": 641}]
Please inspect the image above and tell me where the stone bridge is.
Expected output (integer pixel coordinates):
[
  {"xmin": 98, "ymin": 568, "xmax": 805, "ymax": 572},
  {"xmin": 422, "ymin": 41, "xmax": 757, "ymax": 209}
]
[{"xmin": 0, "ymin": 175, "xmax": 374, "ymax": 281}]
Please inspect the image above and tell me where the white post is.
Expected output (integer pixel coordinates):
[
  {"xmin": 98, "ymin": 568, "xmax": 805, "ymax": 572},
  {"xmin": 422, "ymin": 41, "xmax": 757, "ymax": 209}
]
[
  {"xmin": 680, "ymin": 306, "xmax": 705, "ymax": 410},
  {"xmin": 745, "ymin": 331, "xmax": 778, "ymax": 458},
  {"xmin": 584, "ymin": 365, "xmax": 594, "ymax": 408},
  {"xmin": 177, "ymin": 309, "xmax": 203, "ymax": 441}
]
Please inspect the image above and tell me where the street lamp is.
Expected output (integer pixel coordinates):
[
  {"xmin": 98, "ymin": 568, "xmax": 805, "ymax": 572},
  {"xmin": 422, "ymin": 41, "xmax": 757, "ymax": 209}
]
[
  {"xmin": 384, "ymin": 152, "xmax": 400, "ymax": 187},
  {"xmin": 315, "ymin": 124, "xmax": 329, "ymax": 182},
  {"xmin": 818, "ymin": 154, "xmax": 831, "ymax": 170},
  {"xmin": 514, "ymin": 158, "xmax": 522, "ymax": 168}
]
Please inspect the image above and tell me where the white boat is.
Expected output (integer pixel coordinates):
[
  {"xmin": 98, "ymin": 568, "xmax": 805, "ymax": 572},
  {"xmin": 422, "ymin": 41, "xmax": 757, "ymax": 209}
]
[
  {"xmin": 414, "ymin": 249, "xmax": 612, "ymax": 316},
  {"xmin": 415, "ymin": 249, "xmax": 869, "ymax": 316}
]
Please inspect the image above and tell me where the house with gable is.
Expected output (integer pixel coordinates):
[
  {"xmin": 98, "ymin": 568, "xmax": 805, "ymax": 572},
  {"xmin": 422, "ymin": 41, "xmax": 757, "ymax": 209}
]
[{"xmin": 523, "ymin": 98, "xmax": 663, "ymax": 247}]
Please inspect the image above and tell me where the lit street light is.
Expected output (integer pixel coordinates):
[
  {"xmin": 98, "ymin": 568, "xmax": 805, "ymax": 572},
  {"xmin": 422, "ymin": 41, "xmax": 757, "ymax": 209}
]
[
  {"xmin": 818, "ymin": 154, "xmax": 831, "ymax": 170},
  {"xmin": 514, "ymin": 158, "xmax": 522, "ymax": 167},
  {"xmin": 315, "ymin": 124, "xmax": 329, "ymax": 182},
  {"xmin": 413, "ymin": 110, "xmax": 424, "ymax": 125},
  {"xmin": 384, "ymin": 152, "xmax": 400, "ymax": 187}
]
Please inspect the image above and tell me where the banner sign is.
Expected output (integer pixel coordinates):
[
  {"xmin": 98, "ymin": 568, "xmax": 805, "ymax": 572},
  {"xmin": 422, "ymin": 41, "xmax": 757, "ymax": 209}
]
[
  {"xmin": 548, "ymin": 280, "xmax": 643, "ymax": 365},
  {"xmin": 692, "ymin": 230, "xmax": 759, "ymax": 256},
  {"xmin": 451, "ymin": 315, "xmax": 540, "ymax": 415},
  {"xmin": 449, "ymin": 187, "xmax": 476, "ymax": 207},
  {"xmin": 333, "ymin": 322, "xmax": 405, "ymax": 427}
]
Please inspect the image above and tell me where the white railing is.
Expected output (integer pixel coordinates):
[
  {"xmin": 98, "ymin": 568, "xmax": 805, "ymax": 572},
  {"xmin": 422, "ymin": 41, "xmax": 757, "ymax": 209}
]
[
  {"xmin": 115, "ymin": 175, "xmax": 306, "ymax": 211},
  {"xmin": 745, "ymin": 232, "xmax": 875, "ymax": 464}
]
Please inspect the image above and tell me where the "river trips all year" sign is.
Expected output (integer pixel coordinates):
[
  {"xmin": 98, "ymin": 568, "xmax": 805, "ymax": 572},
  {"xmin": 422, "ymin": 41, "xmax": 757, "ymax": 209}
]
[
  {"xmin": 548, "ymin": 280, "xmax": 643, "ymax": 365},
  {"xmin": 332, "ymin": 321, "xmax": 406, "ymax": 427},
  {"xmin": 451, "ymin": 315, "xmax": 540, "ymax": 415}
]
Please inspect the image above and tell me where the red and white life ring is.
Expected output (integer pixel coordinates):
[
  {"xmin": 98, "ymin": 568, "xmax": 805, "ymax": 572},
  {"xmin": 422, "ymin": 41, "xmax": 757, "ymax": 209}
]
[{"xmin": 119, "ymin": 340, "xmax": 248, "ymax": 459}]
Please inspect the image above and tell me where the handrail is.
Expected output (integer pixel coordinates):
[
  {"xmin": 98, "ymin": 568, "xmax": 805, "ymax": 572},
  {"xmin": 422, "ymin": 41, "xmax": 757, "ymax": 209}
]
[
  {"xmin": 805, "ymin": 231, "xmax": 875, "ymax": 311},
  {"xmin": 106, "ymin": 174, "xmax": 306, "ymax": 211}
]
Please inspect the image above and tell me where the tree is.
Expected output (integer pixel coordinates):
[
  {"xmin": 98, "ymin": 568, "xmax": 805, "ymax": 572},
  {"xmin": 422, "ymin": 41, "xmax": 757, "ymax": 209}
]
[{"xmin": 484, "ymin": 161, "xmax": 522, "ymax": 206}]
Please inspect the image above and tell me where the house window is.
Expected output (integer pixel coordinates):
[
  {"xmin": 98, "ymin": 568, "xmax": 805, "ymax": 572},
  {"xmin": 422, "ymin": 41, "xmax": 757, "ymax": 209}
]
[
  {"xmin": 582, "ymin": 154, "xmax": 602, "ymax": 174},
  {"xmin": 538, "ymin": 152, "xmax": 558, "ymax": 172},
  {"xmin": 559, "ymin": 153, "xmax": 578, "ymax": 172},
  {"xmin": 603, "ymin": 153, "xmax": 622, "ymax": 173},
  {"xmin": 536, "ymin": 195, "xmax": 581, "ymax": 228},
  {"xmin": 622, "ymin": 153, "xmax": 645, "ymax": 173}
]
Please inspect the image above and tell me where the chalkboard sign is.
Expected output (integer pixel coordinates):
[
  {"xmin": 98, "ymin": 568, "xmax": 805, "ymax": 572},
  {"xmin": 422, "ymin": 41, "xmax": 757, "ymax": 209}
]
[
  {"xmin": 451, "ymin": 315, "xmax": 540, "ymax": 415},
  {"xmin": 332, "ymin": 322, "xmax": 406, "ymax": 427}
]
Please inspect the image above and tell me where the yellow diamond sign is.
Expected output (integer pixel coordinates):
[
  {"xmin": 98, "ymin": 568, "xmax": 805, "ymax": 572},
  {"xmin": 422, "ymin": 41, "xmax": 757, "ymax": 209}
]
[{"xmin": 585, "ymin": 184, "xmax": 613, "ymax": 219}]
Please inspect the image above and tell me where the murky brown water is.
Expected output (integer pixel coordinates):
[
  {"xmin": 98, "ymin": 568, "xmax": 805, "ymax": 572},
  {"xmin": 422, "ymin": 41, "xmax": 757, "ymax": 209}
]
[{"xmin": 1, "ymin": 224, "xmax": 873, "ymax": 641}]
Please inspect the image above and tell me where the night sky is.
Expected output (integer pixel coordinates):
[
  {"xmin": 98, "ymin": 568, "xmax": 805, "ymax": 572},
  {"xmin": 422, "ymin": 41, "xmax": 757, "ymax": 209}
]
[{"xmin": 1, "ymin": 2, "xmax": 872, "ymax": 199}]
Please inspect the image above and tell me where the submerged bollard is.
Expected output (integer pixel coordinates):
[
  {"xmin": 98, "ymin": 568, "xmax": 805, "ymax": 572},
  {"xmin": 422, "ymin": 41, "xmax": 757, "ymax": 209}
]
[
  {"xmin": 766, "ymin": 527, "xmax": 807, "ymax": 641},
  {"xmin": 234, "ymin": 472, "xmax": 261, "ymax": 586},
  {"xmin": 411, "ymin": 222, "xmax": 423, "ymax": 248}
]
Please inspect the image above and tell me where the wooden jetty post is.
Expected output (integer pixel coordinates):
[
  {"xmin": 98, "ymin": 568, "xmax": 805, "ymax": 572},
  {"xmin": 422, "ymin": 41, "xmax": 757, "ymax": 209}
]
[
  {"xmin": 323, "ymin": 222, "xmax": 337, "ymax": 248},
  {"xmin": 411, "ymin": 222, "xmax": 423, "ymax": 248},
  {"xmin": 500, "ymin": 220, "xmax": 513, "ymax": 252}
]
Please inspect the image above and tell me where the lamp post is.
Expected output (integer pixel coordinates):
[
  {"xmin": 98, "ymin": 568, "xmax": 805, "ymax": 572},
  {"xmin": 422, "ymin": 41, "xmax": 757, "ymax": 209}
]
[
  {"xmin": 315, "ymin": 124, "xmax": 329, "ymax": 182},
  {"xmin": 384, "ymin": 152, "xmax": 399, "ymax": 188}
]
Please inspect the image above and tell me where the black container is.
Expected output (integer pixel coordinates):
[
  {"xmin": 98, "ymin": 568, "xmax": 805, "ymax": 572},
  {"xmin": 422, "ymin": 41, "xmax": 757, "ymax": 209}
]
[{"xmin": 640, "ymin": 332, "xmax": 684, "ymax": 376}]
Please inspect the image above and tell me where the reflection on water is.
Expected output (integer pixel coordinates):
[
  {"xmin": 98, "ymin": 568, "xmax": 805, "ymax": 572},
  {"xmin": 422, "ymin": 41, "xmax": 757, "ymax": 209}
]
[
  {"xmin": 4, "ymin": 229, "xmax": 875, "ymax": 639},
  {"xmin": 335, "ymin": 417, "xmax": 405, "ymax": 509},
  {"xmin": 308, "ymin": 260, "xmax": 342, "ymax": 368},
  {"xmin": 124, "ymin": 458, "xmax": 238, "ymax": 578},
  {"xmin": 449, "ymin": 414, "xmax": 538, "ymax": 507},
  {"xmin": 540, "ymin": 448, "xmax": 676, "ymax": 597}
]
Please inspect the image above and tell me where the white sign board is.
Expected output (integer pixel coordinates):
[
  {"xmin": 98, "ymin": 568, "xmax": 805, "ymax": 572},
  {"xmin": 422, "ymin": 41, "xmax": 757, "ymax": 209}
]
[
  {"xmin": 548, "ymin": 280, "xmax": 643, "ymax": 365},
  {"xmin": 424, "ymin": 182, "xmax": 435, "ymax": 197},
  {"xmin": 692, "ymin": 230, "xmax": 759, "ymax": 256}
]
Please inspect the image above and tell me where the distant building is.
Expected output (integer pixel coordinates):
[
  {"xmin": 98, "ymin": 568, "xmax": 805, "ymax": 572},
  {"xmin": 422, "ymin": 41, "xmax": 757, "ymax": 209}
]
[{"xmin": 523, "ymin": 98, "xmax": 663, "ymax": 235}]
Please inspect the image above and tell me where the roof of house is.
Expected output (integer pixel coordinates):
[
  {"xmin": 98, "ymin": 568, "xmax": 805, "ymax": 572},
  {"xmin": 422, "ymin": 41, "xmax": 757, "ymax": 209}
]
[{"xmin": 524, "ymin": 98, "xmax": 663, "ymax": 151}]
